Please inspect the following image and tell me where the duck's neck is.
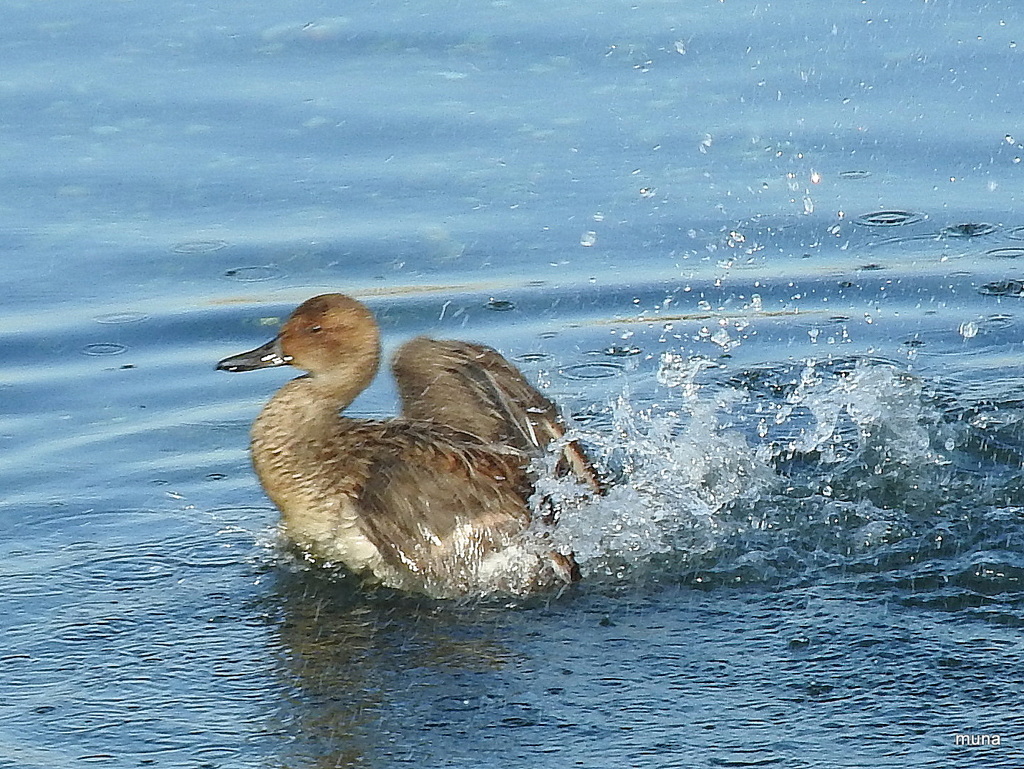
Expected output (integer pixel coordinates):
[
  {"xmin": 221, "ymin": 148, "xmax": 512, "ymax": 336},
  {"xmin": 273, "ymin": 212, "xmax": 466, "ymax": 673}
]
[{"xmin": 253, "ymin": 356, "xmax": 380, "ymax": 448}]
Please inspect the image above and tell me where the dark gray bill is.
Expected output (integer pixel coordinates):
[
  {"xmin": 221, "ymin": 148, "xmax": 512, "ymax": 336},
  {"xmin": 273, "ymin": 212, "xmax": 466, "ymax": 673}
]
[{"xmin": 216, "ymin": 337, "xmax": 292, "ymax": 372}]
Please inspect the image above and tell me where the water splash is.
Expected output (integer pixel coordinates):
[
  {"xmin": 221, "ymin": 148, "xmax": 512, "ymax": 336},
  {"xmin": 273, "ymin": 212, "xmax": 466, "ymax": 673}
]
[
  {"xmin": 534, "ymin": 357, "xmax": 779, "ymax": 581},
  {"xmin": 532, "ymin": 354, "xmax": 990, "ymax": 590}
]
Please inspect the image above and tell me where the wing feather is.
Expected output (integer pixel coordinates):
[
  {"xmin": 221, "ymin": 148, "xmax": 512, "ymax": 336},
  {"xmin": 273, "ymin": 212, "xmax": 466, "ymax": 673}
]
[{"xmin": 392, "ymin": 337, "xmax": 604, "ymax": 493}]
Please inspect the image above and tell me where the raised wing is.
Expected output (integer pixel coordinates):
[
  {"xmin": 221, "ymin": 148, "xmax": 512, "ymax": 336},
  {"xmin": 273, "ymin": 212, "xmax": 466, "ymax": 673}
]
[{"xmin": 391, "ymin": 337, "xmax": 604, "ymax": 493}]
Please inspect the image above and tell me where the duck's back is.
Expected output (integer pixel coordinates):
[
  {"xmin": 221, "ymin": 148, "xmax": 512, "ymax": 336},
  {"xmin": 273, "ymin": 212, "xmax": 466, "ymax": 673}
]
[{"xmin": 392, "ymin": 338, "xmax": 560, "ymax": 449}]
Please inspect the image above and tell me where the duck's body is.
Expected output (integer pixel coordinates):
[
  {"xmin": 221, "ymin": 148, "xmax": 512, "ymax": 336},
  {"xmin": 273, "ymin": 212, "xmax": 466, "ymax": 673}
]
[{"xmin": 218, "ymin": 294, "xmax": 599, "ymax": 598}]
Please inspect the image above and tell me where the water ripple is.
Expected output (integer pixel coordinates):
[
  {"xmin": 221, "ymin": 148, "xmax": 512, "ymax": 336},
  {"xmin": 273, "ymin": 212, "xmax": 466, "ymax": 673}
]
[
  {"xmin": 172, "ymin": 239, "xmax": 229, "ymax": 254},
  {"xmin": 78, "ymin": 552, "xmax": 179, "ymax": 585},
  {"xmin": 940, "ymin": 222, "xmax": 998, "ymax": 238},
  {"xmin": 93, "ymin": 311, "xmax": 149, "ymax": 324},
  {"xmin": 485, "ymin": 298, "xmax": 516, "ymax": 311},
  {"xmin": 223, "ymin": 265, "xmax": 283, "ymax": 282},
  {"xmin": 979, "ymin": 279, "xmax": 1024, "ymax": 297},
  {"xmin": 604, "ymin": 345, "xmax": 642, "ymax": 357},
  {"xmin": 81, "ymin": 342, "xmax": 128, "ymax": 356},
  {"xmin": 984, "ymin": 246, "xmax": 1024, "ymax": 259},
  {"xmin": 558, "ymin": 362, "xmax": 626, "ymax": 380},
  {"xmin": 512, "ymin": 352, "xmax": 553, "ymax": 363},
  {"xmin": 854, "ymin": 210, "xmax": 925, "ymax": 227}
]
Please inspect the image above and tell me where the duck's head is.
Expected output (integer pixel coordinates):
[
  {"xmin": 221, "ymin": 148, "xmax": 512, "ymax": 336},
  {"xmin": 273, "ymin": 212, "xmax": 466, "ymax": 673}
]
[{"xmin": 217, "ymin": 294, "xmax": 381, "ymax": 384}]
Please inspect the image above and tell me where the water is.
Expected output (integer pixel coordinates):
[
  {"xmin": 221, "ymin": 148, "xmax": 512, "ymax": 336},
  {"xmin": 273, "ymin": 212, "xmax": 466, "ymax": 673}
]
[{"xmin": 3, "ymin": 0, "xmax": 1024, "ymax": 766}]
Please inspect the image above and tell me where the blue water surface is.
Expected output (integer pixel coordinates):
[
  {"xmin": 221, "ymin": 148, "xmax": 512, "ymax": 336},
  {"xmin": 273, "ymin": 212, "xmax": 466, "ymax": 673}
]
[{"xmin": 3, "ymin": 1, "xmax": 1024, "ymax": 766}]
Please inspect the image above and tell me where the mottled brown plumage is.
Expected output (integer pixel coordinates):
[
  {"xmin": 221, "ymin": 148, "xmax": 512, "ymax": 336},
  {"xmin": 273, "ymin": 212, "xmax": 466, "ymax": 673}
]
[{"xmin": 217, "ymin": 293, "xmax": 601, "ymax": 598}]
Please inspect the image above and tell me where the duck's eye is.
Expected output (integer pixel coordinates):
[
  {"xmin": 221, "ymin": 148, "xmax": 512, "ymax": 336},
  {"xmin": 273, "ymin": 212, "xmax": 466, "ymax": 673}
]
[{"xmin": 309, "ymin": 324, "xmax": 323, "ymax": 333}]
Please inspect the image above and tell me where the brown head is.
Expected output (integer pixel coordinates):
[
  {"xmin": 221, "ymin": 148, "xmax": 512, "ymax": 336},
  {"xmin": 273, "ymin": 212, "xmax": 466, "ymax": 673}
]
[{"xmin": 217, "ymin": 293, "xmax": 382, "ymax": 403}]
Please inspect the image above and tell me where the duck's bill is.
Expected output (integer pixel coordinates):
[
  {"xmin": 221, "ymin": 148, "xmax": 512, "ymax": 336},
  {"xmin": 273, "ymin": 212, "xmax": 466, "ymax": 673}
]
[{"xmin": 216, "ymin": 337, "xmax": 292, "ymax": 372}]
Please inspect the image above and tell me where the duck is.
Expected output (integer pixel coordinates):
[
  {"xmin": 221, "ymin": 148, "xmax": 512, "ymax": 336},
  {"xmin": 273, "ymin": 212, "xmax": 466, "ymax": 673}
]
[{"xmin": 217, "ymin": 293, "xmax": 603, "ymax": 598}]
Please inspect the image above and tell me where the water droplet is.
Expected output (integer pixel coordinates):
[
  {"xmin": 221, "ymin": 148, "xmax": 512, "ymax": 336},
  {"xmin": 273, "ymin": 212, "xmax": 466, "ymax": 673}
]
[
  {"xmin": 710, "ymin": 328, "xmax": 735, "ymax": 350},
  {"xmin": 959, "ymin": 321, "xmax": 979, "ymax": 339}
]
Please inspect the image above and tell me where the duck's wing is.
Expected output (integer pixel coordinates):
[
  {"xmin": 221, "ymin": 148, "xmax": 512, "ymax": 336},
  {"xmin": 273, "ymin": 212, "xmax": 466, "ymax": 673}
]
[
  {"xmin": 356, "ymin": 427, "xmax": 576, "ymax": 595},
  {"xmin": 391, "ymin": 337, "xmax": 604, "ymax": 493}
]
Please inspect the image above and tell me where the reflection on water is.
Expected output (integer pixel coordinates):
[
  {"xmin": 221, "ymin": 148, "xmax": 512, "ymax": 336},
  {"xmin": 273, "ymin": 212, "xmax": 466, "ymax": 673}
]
[{"xmin": 266, "ymin": 571, "xmax": 530, "ymax": 766}]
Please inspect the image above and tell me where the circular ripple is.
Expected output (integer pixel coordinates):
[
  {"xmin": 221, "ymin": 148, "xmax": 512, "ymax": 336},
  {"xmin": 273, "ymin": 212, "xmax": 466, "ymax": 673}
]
[
  {"xmin": 979, "ymin": 313, "xmax": 1015, "ymax": 329},
  {"xmin": 223, "ymin": 265, "xmax": 282, "ymax": 282},
  {"xmin": 941, "ymin": 223, "xmax": 998, "ymax": 238},
  {"xmin": 3, "ymin": 573, "xmax": 67, "ymax": 598},
  {"xmin": 513, "ymin": 352, "xmax": 552, "ymax": 363},
  {"xmin": 1005, "ymin": 226, "xmax": 1024, "ymax": 241},
  {"xmin": 979, "ymin": 280, "xmax": 1024, "ymax": 297},
  {"xmin": 838, "ymin": 170, "xmax": 872, "ymax": 179},
  {"xmin": 79, "ymin": 552, "xmax": 178, "ymax": 584},
  {"xmin": 82, "ymin": 342, "xmax": 127, "ymax": 356},
  {"xmin": 93, "ymin": 311, "xmax": 149, "ymax": 324},
  {"xmin": 485, "ymin": 299, "xmax": 516, "ymax": 311},
  {"xmin": 854, "ymin": 210, "xmax": 925, "ymax": 227},
  {"xmin": 192, "ymin": 747, "xmax": 242, "ymax": 761},
  {"xmin": 985, "ymin": 247, "xmax": 1024, "ymax": 259},
  {"xmin": 604, "ymin": 345, "xmax": 642, "ymax": 357},
  {"xmin": 173, "ymin": 239, "xmax": 229, "ymax": 254},
  {"xmin": 559, "ymin": 362, "xmax": 625, "ymax": 380}
]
